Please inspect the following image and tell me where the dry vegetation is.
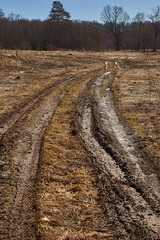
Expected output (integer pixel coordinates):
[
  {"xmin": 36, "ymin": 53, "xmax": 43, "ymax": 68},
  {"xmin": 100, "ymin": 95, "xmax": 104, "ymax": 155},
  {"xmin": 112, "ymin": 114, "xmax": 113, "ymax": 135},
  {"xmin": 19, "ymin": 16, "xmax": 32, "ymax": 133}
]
[
  {"xmin": 111, "ymin": 52, "xmax": 160, "ymax": 166},
  {"xmin": 0, "ymin": 50, "xmax": 160, "ymax": 239},
  {"xmin": 36, "ymin": 71, "xmax": 117, "ymax": 239},
  {"xmin": 0, "ymin": 50, "xmax": 104, "ymax": 123}
]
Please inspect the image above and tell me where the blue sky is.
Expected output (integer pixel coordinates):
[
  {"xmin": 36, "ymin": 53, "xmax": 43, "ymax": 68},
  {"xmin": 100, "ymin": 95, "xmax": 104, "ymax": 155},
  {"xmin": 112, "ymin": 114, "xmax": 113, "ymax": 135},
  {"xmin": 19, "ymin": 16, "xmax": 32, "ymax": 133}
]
[{"xmin": 0, "ymin": 0, "xmax": 160, "ymax": 22}]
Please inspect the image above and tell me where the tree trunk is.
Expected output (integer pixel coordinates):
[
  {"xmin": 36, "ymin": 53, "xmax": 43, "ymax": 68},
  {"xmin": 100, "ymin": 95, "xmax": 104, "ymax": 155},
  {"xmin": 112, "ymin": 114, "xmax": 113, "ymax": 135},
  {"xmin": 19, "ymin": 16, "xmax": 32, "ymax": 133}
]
[
  {"xmin": 115, "ymin": 37, "xmax": 120, "ymax": 51},
  {"xmin": 153, "ymin": 26, "xmax": 157, "ymax": 52},
  {"xmin": 137, "ymin": 23, "xmax": 141, "ymax": 51}
]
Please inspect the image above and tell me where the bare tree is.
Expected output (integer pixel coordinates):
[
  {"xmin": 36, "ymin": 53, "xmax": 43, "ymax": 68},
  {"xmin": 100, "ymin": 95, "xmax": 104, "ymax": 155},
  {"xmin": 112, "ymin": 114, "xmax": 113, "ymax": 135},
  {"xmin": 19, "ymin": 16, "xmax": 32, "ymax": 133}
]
[
  {"xmin": 0, "ymin": 9, "xmax": 5, "ymax": 19},
  {"xmin": 8, "ymin": 12, "xmax": 21, "ymax": 21},
  {"xmin": 101, "ymin": 5, "xmax": 130, "ymax": 50},
  {"xmin": 133, "ymin": 13, "xmax": 145, "ymax": 51},
  {"xmin": 141, "ymin": 23, "xmax": 152, "ymax": 51},
  {"xmin": 1, "ymin": 6, "xmax": 160, "ymax": 52},
  {"xmin": 148, "ymin": 6, "xmax": 160, "ymax": 51}
]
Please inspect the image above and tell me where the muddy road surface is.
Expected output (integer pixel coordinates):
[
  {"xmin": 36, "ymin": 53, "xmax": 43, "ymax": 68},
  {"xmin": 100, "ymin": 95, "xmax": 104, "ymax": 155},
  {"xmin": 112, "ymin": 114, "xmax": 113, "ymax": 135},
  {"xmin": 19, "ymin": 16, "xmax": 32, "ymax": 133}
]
[
  {"xmin": 0, "ymin": 51, "xmax": 160, "ymax": 240},
  {"xmin": 0, "ymin": 71, "xmax": 91, "ymax": 240},
  {"xmin": 77, "ymin": 63, "xmax": 160, "ymax": 239}
]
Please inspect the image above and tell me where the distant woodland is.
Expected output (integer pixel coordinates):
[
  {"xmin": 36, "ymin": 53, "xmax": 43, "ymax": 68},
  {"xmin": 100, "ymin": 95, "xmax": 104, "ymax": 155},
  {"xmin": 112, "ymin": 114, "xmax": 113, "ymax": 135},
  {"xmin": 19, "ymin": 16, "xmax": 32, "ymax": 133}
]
[{"xmin": 1, "ymin": 1, "xmax": 160, "ymax": 51}]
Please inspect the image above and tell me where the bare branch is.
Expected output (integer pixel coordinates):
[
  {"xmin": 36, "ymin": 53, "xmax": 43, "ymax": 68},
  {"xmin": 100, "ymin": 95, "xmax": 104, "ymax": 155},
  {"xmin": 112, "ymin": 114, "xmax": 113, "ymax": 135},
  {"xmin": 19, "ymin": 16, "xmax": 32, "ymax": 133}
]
[{"xmin": 101, "ymin": 5, "xmax": 130, "ymax": 50}]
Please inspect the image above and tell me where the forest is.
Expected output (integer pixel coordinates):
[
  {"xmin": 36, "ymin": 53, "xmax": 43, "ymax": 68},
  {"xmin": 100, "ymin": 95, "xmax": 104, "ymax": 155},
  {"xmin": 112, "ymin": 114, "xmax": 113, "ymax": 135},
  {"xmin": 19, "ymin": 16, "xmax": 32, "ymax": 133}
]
[{"xmin": 0, "ymin": 2, "xmax": 160, "ymax": 51}]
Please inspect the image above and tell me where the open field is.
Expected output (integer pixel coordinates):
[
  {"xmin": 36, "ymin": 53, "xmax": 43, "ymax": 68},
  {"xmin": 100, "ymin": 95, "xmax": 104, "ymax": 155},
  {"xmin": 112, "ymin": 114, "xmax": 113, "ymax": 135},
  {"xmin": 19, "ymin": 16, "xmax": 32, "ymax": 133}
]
[{"xmin": 0, "ymin": 50, "xmax": 160, "ymax": 239}]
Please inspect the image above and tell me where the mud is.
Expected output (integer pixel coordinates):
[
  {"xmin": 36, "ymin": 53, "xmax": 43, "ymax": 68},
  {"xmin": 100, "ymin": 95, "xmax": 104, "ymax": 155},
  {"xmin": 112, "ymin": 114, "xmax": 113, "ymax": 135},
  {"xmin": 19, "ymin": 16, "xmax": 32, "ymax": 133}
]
[
  {"xmin": 76, "ymin": 64, "xmax": 160, "ymax": 239},
  {"xmin": 0, "ymin": 52, "xmax": 160, "ymax": 240},
  {"xmin": 0, "ymin": 73, "xmax": 86, "ymax": 240}
]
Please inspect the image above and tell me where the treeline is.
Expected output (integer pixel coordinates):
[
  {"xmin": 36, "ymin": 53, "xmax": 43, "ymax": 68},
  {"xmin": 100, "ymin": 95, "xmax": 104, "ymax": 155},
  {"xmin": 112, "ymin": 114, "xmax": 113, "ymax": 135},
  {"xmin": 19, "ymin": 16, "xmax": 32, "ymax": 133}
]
[
  {"xmin": 0, "ymin": 18, "xmax": 107, "ymax": 51},
  {"xmin": 0, "ymin": 8, "xmax": 160, "ymax": 51}
]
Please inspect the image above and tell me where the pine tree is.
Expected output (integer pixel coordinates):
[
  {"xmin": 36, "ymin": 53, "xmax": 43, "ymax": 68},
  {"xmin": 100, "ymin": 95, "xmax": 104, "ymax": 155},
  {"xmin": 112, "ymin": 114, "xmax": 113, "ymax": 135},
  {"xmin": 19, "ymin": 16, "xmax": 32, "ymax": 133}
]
[{"xmin": 49, "ymin": 1, "xmax": 71, "ymax": 22}]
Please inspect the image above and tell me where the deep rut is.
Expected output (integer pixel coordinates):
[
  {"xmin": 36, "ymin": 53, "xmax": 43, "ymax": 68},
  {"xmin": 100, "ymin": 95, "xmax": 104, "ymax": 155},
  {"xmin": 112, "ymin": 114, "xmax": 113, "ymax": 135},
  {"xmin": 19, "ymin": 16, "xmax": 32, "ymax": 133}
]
[
  {"xmin": 77, "ymin": 65, "xmax": 160, "ymax": 239},
  {"xmin": 1, "ymin": 60, "xmax": 160, "ymax": 240},
  {"xmin": 0, "ymin": 72, "xmax": 88, "ymax": 240}
]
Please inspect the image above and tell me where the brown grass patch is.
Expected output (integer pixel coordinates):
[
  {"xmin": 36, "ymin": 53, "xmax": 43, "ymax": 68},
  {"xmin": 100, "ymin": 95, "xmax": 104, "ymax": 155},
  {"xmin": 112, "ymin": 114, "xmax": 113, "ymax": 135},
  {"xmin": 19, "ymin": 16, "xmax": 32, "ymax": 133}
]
[
  {"xmin": 0, "ymin": 50, "xmax": 105, "ymax": 123},
  {"xmin": 36, "ymin": 68, "xmax": 116, "ymax": 240},
  {"xmin": 112, "ymin": 52, "xmax": 160, "ymax": 166}
]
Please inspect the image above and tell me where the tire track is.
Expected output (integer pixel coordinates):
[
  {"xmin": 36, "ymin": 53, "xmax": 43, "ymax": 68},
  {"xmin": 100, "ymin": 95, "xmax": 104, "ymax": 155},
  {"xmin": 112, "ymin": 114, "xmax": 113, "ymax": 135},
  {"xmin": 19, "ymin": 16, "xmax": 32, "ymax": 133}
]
[
  {"xmin": 0, "ymin": 71, "xmax": 89, "ymax": 240},
  {"xmin": 0, "ymin": 73, "xmax": 85, "ymax": 137},
  {"xmin": 77, "ymin": 64, "xmax": 160, "ymax": 239}
]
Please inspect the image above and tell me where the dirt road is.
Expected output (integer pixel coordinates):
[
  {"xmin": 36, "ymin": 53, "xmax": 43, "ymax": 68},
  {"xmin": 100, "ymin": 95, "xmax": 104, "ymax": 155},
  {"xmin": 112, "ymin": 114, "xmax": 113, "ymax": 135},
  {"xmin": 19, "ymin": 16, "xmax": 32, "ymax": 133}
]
[
  {"xmin": 0, "ymin": 51, "xmax": 160, "ymax": 239},
  {"xmin": 77, "ymin": 62, "xmax": 160, "ymax": 239},
  {"xmin": 0, "ymin": 71, "xmax": 93, "ymax": 239}
]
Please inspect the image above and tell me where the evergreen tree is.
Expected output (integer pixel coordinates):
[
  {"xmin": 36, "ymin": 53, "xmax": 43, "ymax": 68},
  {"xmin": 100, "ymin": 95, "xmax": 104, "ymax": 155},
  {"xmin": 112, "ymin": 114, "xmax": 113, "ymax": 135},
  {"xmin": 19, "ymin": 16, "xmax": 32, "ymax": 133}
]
[{"xmin": 49, "ymin": 1, "xmax": 71, "ymax": 22}]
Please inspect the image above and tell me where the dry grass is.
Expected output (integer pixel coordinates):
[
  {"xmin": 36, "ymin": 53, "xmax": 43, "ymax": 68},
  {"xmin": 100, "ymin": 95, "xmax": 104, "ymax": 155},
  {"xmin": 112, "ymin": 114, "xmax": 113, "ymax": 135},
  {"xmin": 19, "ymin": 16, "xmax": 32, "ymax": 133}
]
[
  {"xmin": 36, "ymin": 69, "xmax": 116, "ymax": 240},
  {"xmin": 1, "ymin": 50, "xmax": 159, "ymax": 239},
  {"xmin": 0, "ymin": 50, "xmax": 105, "ymax": 122},
  {"xmin": 112, "ymin": 51, "xmax": 160, "ymax": 165}
]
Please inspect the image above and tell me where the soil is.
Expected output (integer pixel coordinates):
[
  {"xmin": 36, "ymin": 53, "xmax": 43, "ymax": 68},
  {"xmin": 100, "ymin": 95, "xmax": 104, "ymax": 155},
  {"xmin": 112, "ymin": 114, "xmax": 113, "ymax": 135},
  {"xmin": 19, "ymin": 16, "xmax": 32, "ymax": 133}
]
[
  {"xmin": 36, "ymin": 68, "xmax": 118, "ymax": 240},
  {"xmin": 0, "ymin": 77, "xmax": 77, "ymax": 239},
  {"xmin": 0, "ymin": 50, "xmax": 160, "ymax": 240},
  {"xmin": 0, "ymin": 50, "xmax": 104, "ymax": 239},
  {"xmin": 76, "ymin": 60, "xmax": 160, "ymax": 239}
]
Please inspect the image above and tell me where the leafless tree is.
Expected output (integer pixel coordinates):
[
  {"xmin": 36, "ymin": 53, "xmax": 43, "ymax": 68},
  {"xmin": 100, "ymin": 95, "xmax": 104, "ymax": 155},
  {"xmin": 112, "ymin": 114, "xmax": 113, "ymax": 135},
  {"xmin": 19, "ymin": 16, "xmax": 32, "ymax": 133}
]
[
  {"xmin": 8, "ymin": 12, "xmax": 21, "ymax": 21},
  {"xmin": 141, "ymin": 23, "xmax": 152, "ymax": 51},
  {"xmin": 101, "ymin": 5, "xmax": 130, "ymax": 50},
  {"xmin": 148, "ymin": 6, "xmax": 160, "ymax": 51},
  {"xmin": 133, "ymin": 13, "xmax": 145, "ymax": 51},
  {"xmin": 0, "ymin": 9, "xmax": 5, "ymax": 19},
  {"xmin": 0, "ymin": 6, "xmax": 160, "ymax": 52}
]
